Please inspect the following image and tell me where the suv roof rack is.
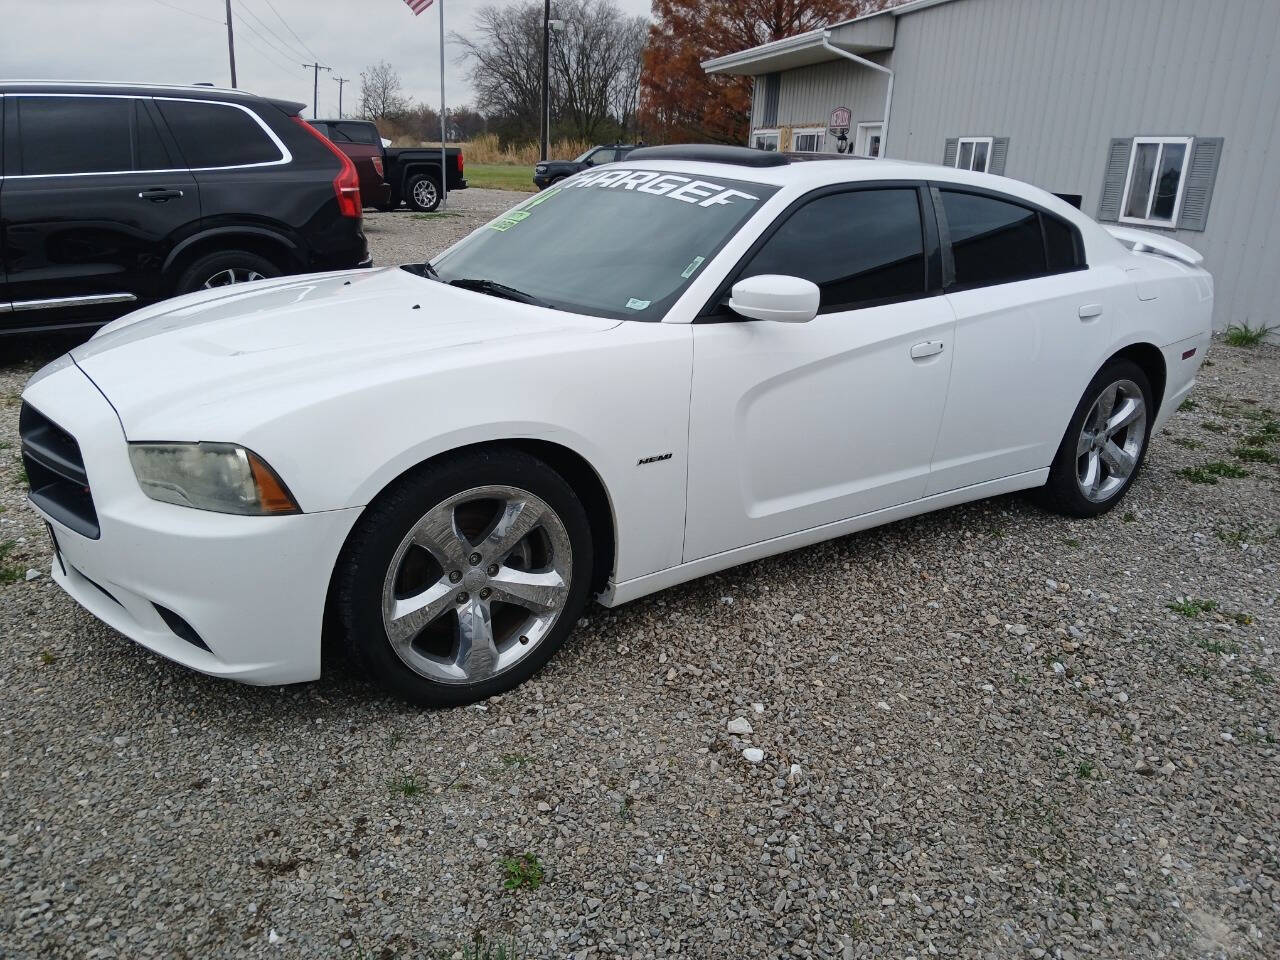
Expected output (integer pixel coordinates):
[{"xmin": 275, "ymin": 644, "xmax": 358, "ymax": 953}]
[{"xmin": 625, "ymin": 144, "xmax": 790, "ymax": 168}]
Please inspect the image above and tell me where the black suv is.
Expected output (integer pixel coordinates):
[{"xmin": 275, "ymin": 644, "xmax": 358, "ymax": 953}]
[
  {"xmin": 0, "ymin": 82, "xmax": 371, "ymax": 335},
  {"xmin": 532, "ymin": 143, "xmax": 640, "ymax": 190}
]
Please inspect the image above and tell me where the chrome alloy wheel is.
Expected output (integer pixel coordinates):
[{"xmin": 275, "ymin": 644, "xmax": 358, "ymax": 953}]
[
  {"xmin": 1075, "ymin": 379, "xmax": 1147, "ymax": 502},
  {"xmin": 380, "ymin": 485, "xmax": 572, "ymax": 685},
  {"xmin": 202, "ymin": 267, "xmax": 267, "ymax": 288},
  {"xmin": 411, "ymin": 178, "xmax": 439, "ymax": 209}
]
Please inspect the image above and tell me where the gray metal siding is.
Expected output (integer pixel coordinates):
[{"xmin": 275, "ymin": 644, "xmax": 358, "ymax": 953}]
[
  {"xmin": 752, "ymin": 53, "xmax": 891, "ymax": 136},
  {"xmin": 882, "ymin": 0, "xmax": 1280, "ymax": 330}
]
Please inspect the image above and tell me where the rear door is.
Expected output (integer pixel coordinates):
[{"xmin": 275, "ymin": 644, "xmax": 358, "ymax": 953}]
[
  {"xmin": 1, "ymin": 94, "xmax": 199, "ymax": 329},
  {"xmin": 925, "ymin": 187, "xmax": 1120, "ymax": 493}
]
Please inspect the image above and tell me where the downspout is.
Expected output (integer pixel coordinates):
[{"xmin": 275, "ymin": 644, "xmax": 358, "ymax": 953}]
[{"xmin": 821, "ymin": 31, "xmax": 894, "ymax": 158}]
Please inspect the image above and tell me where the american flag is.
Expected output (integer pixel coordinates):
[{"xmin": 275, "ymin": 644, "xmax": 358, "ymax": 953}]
[{"xmin": 403, "ymin": 0, "xmax": 433, "ymax": 13}]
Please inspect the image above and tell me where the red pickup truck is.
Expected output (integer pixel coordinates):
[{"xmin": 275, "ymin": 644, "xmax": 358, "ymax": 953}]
[{"xmin": 310, "ymin": 119, "xmax": 467, "ymax": 213}]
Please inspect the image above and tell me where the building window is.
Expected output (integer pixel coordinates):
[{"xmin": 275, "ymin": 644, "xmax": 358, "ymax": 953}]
[
  {"xmin": 752, "ymin": 129, "xmax": 779, "ymax": 152},
  {"xmin": 855, "ymin": 122, "xmax": 882, "ymax": 158},
  {"xmin": 1119, "ymin": 136, "xmax": 1192, "ymax": 227},
  {"xmin": 792, "ymin": 127, "xmax": 826, "ymax": 152},
  {"xmin": 954, "ymin": 137, "xmax": 993, "ymax": 172}
]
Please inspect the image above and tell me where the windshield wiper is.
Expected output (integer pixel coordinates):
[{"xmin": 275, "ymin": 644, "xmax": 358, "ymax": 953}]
[
  {"xmin": 448, "ymin": 277, "xmax": 552, "ymax": 308},
  {"xmin": 401, "ymin": 261, "xmax": 441, "ymax": 280}
]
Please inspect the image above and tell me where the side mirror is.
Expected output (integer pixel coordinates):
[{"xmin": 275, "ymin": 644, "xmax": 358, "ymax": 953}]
[{"xmin": 728, "ymin": 274, "xmax": 820, "ymax": 323}]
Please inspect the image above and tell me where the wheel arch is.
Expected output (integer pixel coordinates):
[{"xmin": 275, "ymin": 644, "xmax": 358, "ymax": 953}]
[
  {"xmin": 163, "ymin": 228, "xmax": 303, "ymax": 292},
  {"xmin": 1106, "ymin": 341, "xmax": 1167, "ymax": 417},
  {"xmin": 400, "ymin": 162, "xmax": 441, "ymax": 192}
]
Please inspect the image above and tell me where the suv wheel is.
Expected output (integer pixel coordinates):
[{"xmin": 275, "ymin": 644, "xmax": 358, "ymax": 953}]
[
  {"xmin": 406, "ymin": 174, "xmax": 441, "ymax": 212},
  {"xmin": 335, "ymin": 448, "xmax": 593, "ymax": 707},
  {"xmin": 176, "ymin": 251, "xmax": 280, "ymax": 294}
]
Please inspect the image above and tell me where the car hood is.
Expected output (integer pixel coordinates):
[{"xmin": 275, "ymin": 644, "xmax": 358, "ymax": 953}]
[{"xmin": 73, "ymin": 266, "xmax": 619, "ymax": 437}]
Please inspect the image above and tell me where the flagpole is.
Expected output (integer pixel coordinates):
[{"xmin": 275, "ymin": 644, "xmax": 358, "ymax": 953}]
[{"xmin": 438, "ymin": 0, "xmax": 448, "ymax": 210}]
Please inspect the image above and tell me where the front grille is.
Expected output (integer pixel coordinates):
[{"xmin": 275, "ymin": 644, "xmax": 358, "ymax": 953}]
[{"xmin": 20, "ymin": 402, "xmax": 100, "ymax": 539}]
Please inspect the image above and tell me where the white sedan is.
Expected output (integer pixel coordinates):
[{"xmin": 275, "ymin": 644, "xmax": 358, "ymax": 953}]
[{"xmin": 21, "ymin": 145, "xmax": 1213, "ymax": 706}]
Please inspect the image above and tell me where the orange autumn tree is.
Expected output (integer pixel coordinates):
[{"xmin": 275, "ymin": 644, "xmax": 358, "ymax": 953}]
[{"xmin": 640, "ymin": 0, "xmax": 890, "ymax": 144}]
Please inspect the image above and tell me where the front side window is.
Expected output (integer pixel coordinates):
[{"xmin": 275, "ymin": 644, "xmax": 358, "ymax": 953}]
[
  {"xmin": 431, "ymin": 169, "xmax": 776, "ymax": 321},
  {"xmin": 576, "ymin": 148, "xmax": 614, "ymax": 167},
  {"xmin": 156, "ymin": 100, "xmax": 283, "ymax": 168},
  {"xmin": 954, "ymin": 137, "xmax": 993, "ymax": 173},
  {"xmin": 1120, "ymin": 136, "xmax": 1191, "ymax": 226},
  {"xmin": 738, "ymin": 188, "xmax": 928, "ymax": 311},
  {"xmin": 16, "ymin": 96, "xmax": 133, "ymax": 175},
  {"xmin": 940, "ymin": 189, "xmax": 1046, "ymax": 288}
]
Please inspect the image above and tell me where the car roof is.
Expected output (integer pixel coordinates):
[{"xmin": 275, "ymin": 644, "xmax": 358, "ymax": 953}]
[{"xmin": 0, "ymin": 80, "xmax": 306, "ymax": 116}]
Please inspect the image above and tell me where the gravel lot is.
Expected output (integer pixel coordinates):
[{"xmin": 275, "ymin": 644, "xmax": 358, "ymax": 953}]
[{"xmin": 2, "ymin": 188, "xmax": 1278, "ymax": 959}]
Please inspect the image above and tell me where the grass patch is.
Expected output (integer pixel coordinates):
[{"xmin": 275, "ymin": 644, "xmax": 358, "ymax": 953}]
[
  {"xmin": 1077, "ymin": 760, "xmax": 1096, "ymax": 779},
  {"xmin": 1168, "ymin": 598, "xmax": 1219, "ymax": 617},
  {"xmin": 1178, "ymin": 398, "xmax": 1198, "ymax": 412},
  {"xmin": 1217, "ymin": 528, "xmax": 1248, "ymax": 545},
  {"xmin": 1170, "ymin": 436, "xmax": 1202, "ymax": 449},
  {"xmin": 0, "ymin": 540, "xmax": 23, "ymax": 585},
  {"xmin": 1234, "ymin": 446, "xmax": 1277, "ymax": 464},
  {"xmin": 389, "ymin": 776, "xmax": 423, "ymax": 798},
  {"xmin": 1250, "ymin": 668, "xmax": 1273, "ymax": 685},
  {"xmin": 1122, "ymin": 511, "xmax": 1137, "ymax": 523},
  {"xmin": 1199, "ymin": 422, "xmax": 1228, "ymax": 434},
  {"xmin": 1196, "ymin": 637, "xmax": 1240, "ymax": 655},
  {"xmin": 1223, "ymin": 321, "xmax": 1275, "ymax": 347},
  {"xmin": 500, "ymin": 852, "xmax": 544, "ymax": 891},
  {"xmin": 464, "ymin": 163, "xmax": 537, "ymax": 192},
  {"xmin": 500, "ymin": 753, "xmax": 532, "ymax": 769},
  {"xmin": 1177, "ymin": 462, "xmax": 1250, "ymax": 484},
  {"xmin": 1062, "ymin": 537, "xmax": 1080, "ymax": 548}
]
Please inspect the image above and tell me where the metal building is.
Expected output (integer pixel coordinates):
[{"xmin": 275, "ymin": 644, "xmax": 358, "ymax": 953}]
[{"xmin": 703, "ymin": 0, "xmax": 1280, "ymax": 332}]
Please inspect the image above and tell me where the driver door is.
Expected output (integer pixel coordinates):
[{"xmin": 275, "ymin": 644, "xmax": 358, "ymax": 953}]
[{"xmin": 684, "ymin": 184, "xmax": 956, "ymax": 561}]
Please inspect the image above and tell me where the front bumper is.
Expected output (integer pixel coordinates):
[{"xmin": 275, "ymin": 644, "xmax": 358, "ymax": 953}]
[{"xmin": 22, "ymin": 364, "xmax": 362, "ymax": 685}]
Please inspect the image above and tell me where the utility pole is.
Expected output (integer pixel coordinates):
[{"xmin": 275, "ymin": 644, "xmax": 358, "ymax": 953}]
[
  {"xmin": 303, "ymin": 62, "xmax": 331, "ymax": 118},
  {"xmin": 224, "ymin": 0, "xmax": 237, "ymax": 88},
  {"xmin": 333, "ymin": 77, "xmax": 350, "ymax": 118},
  {"xmin": 539, "ymin": 0, "xmax": 550, "ymax": 161}
]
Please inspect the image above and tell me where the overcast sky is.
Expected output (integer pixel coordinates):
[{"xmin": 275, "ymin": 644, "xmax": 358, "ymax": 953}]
[{"xmin": 5, "ymin": 0, "xmax": 653, "ymax": 118}]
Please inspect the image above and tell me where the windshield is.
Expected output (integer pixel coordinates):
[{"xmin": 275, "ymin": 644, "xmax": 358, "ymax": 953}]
[{"xmin": 430, "ymin": 169, "xmax": 777, "ymax": 321}]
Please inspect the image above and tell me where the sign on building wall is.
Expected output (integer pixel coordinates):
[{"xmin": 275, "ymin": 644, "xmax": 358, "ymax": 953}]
[{"xmin": 828, "ymin": 107, "xmax": 851, "ymax": 135}]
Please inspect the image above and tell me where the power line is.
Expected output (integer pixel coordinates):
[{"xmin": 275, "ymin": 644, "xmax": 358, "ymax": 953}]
[
  {"xmin": 233, "ymin": 6, "xmax": 307, "ymax": 67},
  {"xmin": 146, "ymin": 0, "xmax": 223, "ymax": 25},
  {"xmin": 235, "ymin": 27, "xmax": 303, "ymax": 79},
  {"xmin": 260, "ymin": 0, "xmax": 321, "ymax": 62},
  {"xmin": 239, "ymin": 0, "xmax": 311, "ymax": 62}
]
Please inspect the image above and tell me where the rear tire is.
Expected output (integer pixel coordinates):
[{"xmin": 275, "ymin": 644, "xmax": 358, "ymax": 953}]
[
  {"xmin": 1037, "ymin": 358, "xmax": 1154, "ymax": 518},
  {"xmin": 334, "ymin": 448, "xmax": 593, "ymax": 708},
  {"xmin": 406, "ymin": 174, "xmax": 441, "ymax": 212},
  {"xmin": 176, "ymin": 250, "xmax": 280, "ymax": 294}
]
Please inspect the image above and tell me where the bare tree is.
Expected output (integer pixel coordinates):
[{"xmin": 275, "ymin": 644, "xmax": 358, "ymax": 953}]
[
  {"xmin": 359, "ymin": 60, "xmax": 408, "ymax": 121},
  {"xmin": 455, "ymin": 0, "xmax": 646, "ymax": 142}
]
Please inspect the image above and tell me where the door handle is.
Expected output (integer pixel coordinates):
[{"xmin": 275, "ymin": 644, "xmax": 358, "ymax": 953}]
[
  {"xmin": 138, "ymin": 188, "xmax": 184, "ymax": 202},
  {"xmin": 1078, "ymin": 303, "xmax": 1103, "ymax": 320},
  {"xmin": 910, "ymin": 340, "xmax": 945, "ymax": 360}
]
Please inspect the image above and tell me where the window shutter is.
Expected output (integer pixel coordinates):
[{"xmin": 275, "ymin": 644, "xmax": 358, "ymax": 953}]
[
  {"xmin": 1097, "ymin": 138, "xmax": 1132, "ymax": 222},
  {"xmin": 988, "ymin": 137, "xmax": 1010, "ymax": 175},
  {"xmin": 942, "ymin": 138, "xmax": 958, "ymax": 166},
  {"xmin": 1177, "ymin": 137, "xmax": 1223, "ymax": 232},
  {"xmin": 761, "ymin": 74, "xmax": 780, "ymax": 128}
]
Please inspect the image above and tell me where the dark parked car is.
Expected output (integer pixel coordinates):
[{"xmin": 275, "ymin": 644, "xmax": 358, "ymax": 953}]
[
  {"xmin": 0, "ymin": 81, "xmax": 370, "ymax": 336},
  {"xmin": 532, "ymin": 144, "xmax": 640, "ymax": 189},
  {"xmin": 308, "ymin": 118, "xmax": 392, "ymax": 210},
  {"xmin": 312, "ymin": 118, "xmax": 467, "ymax": 213}
]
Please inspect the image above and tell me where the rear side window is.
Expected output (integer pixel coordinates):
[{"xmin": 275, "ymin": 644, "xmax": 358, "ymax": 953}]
[
  {"xmin": 1042, "ymin": 212, "xmax": 1084, "ymax": 272},
  {"xmin": 16, "ymin": 96, "xmax": 133, "ymax": 175},
  {"xmin": 739, "ymin": 188, "xmax": 928, "ymax": 311},
  {"xmin": 156, "ymin": 100, "xmax": 283, "ymax": 168},
  {"xmin": 940, "ymin": 190, "xmax": 1046, "ymax": 288}
]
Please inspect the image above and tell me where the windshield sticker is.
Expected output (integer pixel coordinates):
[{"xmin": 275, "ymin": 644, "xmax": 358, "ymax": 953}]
[
  {"xmin": 487, "ymin": 209, "xmax": 531, "ymax": 232},
  {"xmin": 523, "ymin": 187, "xmax": 561, "ymax": 208},
  {"xmin": 563, "ymin": 169, "xmax": 759, "ymax": 208},
  {"xmin": 681, "ymin": 256, "xmax": 706, "ymax": 279},
  {"xmin": 625, "ymin": 297, "xmax": 651, "ymax": 310}
]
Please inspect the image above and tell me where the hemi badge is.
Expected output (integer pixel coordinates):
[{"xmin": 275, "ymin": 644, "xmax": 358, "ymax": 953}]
[
  {"xmin": 1182, "ymin": 348, "xmax": 1197, "ymax": 360},
  {"xmin": 637, "ymin": 452, "xmax": 673, "ymax": 466}
]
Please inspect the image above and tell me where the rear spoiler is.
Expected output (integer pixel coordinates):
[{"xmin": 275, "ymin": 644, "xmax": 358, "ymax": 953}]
[
  {"xmin": 1104, "ymin": 225, "xmax": 1204, "ymax": 266},
  {"xmin": 266, "ymin": 97, "xmax": 307, "ymax": 117}
]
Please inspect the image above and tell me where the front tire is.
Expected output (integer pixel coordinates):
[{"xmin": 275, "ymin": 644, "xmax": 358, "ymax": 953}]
[
  {"xmin": 1038, "ymin": 358, "xmax": 1153, "ymax": 517},
  {"xmin": 406, "ymin": 174, "xmax": 441, "ymax": 212},
  {"xmin": 334, "ymin": 449, "xmax": 593, "ymax": 707}
]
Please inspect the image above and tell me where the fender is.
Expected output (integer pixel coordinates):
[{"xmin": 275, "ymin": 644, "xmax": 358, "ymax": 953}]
[
  {"xmin": 398, "ymin": 161, "xmax": 442, "ymax": 192},
  {"xmin": 162, "ymin": 226, "xmax": 303, "ymax": 274}
]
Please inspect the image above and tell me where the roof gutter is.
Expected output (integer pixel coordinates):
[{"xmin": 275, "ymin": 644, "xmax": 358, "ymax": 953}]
[{"xmin": 820, "ymin": 32, "xmax": 893, "ymax": 158}]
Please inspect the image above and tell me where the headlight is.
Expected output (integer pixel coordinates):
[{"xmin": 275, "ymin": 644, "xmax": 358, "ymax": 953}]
[
  {"xmin": 535, "ymin": 165, "xmax": 547, "ymax": 174},
  {"xmin": 129, "ymin": 442, "xmax": 300, "ymax": 515}
]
